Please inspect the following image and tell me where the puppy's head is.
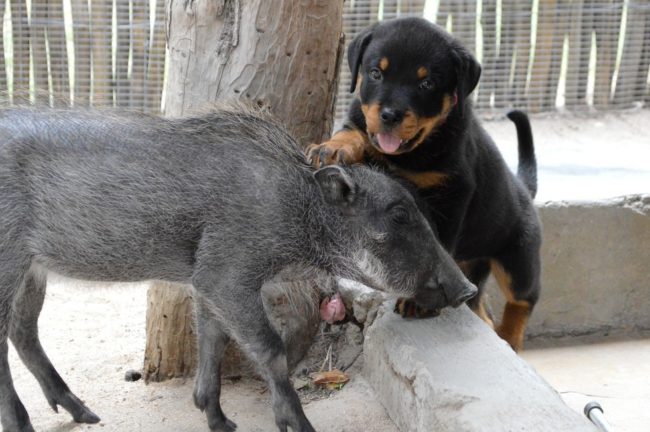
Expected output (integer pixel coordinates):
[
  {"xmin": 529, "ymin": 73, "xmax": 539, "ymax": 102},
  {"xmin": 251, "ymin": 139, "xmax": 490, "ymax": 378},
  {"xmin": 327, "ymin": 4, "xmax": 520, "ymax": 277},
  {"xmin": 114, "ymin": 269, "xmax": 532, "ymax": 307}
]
[{"xmin": 348, "ymin": 18, "xmax": 481, "ymax": 155}]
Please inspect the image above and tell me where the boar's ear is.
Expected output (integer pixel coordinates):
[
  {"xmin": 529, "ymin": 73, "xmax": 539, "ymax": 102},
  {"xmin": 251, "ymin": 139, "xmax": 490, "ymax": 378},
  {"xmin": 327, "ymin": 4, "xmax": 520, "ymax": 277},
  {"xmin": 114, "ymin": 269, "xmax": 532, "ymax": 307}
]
[
  {"xmin": 314, "ymin": 166, "xmax": 358, "ymax": 209},
  {"xmin": 348, "ymin": 23, "xmax": 377, "ymax": 93}
]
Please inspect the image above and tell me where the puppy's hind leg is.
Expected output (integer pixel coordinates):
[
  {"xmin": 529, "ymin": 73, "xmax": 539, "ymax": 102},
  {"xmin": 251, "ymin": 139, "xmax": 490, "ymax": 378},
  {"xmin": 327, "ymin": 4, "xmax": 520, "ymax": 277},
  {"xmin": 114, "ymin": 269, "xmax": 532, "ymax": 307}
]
[
  {"xmin": 491, "ymin": 250, "xmax": 541, "ymax": 352},
  {"xmin": 9, "ymin": 268, "xmax": 100, "ymax": 425},
  {"xmin": 193, "ymin": 298, "xmax": 237, "ymax": 432}
]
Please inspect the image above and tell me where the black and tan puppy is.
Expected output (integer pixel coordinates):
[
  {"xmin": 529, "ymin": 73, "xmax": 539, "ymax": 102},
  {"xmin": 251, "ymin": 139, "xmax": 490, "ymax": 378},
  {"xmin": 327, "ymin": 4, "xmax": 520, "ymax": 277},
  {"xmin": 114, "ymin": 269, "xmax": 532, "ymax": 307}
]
[{"xmin": 307, "ymin": 18, "xmax": 541, "ymax": 351}]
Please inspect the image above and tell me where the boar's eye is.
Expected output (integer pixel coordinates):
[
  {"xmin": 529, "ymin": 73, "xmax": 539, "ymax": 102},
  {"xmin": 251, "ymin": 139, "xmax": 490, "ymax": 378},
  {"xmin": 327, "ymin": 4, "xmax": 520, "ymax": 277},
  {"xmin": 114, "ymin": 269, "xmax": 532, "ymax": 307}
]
[{"xmin": 389, "ymin": 205, "xmax": 411, "ymax": 226}]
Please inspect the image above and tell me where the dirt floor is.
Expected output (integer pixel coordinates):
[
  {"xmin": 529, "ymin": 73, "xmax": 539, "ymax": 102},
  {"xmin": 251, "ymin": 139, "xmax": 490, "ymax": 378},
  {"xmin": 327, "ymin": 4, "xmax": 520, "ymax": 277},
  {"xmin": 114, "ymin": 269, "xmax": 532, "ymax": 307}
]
[
  {"xmin": 9, "ymin": 276, "xmax": 398, "ymax": 432},
  {"xmin": 13, "ymin": 279, "xmax": 650, "ymax": 432},
  {"xmin": 524, "ymin": 334, "xmax": 650, "ymax": 432}
]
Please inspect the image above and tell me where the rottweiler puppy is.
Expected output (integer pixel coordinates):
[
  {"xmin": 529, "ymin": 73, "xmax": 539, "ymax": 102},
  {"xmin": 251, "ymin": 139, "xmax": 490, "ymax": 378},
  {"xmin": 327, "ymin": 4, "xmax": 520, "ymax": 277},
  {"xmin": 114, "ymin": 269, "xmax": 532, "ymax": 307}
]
[{"xmin": 307, "ymin": 18, "xmax": 541, "ymax": 351}]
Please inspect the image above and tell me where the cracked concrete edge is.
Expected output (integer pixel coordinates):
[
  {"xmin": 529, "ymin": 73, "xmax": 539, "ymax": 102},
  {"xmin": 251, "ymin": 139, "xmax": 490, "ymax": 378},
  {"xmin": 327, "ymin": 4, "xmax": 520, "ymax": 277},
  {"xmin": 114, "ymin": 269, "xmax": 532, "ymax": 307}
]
[
  {"xmin": 363, "ymin": 304, "xmax": 597, "ymax": 432},
  {"xmin": 539, "ymin": 194, "xmax": 650, "ymax": 213}
]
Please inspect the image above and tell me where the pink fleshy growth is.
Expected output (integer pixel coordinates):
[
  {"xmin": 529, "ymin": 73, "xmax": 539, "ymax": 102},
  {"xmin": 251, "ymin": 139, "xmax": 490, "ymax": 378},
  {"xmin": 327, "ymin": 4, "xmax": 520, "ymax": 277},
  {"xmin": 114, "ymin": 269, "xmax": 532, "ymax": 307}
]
[{"xmin": 320, "ymin": 293, "xmax": 346, "ymax": 324}]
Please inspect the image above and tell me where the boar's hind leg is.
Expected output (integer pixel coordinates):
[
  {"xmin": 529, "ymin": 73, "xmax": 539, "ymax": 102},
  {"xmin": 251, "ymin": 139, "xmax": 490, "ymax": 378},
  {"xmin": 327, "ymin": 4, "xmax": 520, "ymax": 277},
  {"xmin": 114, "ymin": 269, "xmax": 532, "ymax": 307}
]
[
  {"xmin": 193, "ymin": 298, "xmax": 237, "ymax": 432},
  {"xmin": 9, "ymin": 269, "xmax": 100, "ymax": 425},
  {"xmin": 192, "ymin": 268, "xmax": 315, "ymax": 432},
  {"xmin": 0, "ymin": 253, "xmax": 34, "ymax": 432}
]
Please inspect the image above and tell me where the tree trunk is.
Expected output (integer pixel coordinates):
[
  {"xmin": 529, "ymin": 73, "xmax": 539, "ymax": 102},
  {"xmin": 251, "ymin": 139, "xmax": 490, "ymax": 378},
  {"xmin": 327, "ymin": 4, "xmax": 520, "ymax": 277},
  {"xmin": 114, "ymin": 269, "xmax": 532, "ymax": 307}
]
[
  {"xmin": 143, "ymin": 0, "xmax": 344, "ymax": 382},
  {"xmin": 143, "ymin": 283, "xmax": 197, "ymax": 381}
]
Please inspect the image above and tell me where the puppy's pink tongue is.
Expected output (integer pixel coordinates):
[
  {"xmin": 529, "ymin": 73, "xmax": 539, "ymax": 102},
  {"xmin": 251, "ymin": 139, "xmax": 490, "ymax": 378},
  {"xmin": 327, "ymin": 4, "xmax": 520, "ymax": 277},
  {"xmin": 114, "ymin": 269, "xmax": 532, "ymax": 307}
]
[{"xmin": 376, "ymin": 133, "xmax": 402, "ymax": 154}]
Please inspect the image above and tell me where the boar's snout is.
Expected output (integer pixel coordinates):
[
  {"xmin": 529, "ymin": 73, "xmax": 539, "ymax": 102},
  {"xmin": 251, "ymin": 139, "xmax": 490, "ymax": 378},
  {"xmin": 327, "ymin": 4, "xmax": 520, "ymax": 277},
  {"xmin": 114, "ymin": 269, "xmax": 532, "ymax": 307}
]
[
  {"xmin": 417, "ymin": 278, "xmax": 477, "ymax": 311},
  {"xmin": 418, "ymin": 254, "xmax": 478, "ymax": 311},
  {"xmin": 445, "ymin": 279, "xmax": 478, "ymax": 308}
]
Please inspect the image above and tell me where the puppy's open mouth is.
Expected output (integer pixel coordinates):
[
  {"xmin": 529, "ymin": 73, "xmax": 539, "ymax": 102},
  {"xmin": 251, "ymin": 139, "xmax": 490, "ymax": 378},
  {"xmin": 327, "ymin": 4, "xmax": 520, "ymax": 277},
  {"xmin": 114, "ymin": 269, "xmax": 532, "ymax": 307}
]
[{"xmin": 370, "ymin": 129, "xmax": 423, "ymax": 155}]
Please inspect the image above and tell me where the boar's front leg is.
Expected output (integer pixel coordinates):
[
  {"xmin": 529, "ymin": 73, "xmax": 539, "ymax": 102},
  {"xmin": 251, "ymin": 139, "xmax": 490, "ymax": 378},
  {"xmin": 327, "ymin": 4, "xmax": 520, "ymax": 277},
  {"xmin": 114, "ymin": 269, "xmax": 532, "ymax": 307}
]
[
  {"xmin": 192, "ymin": 267, "xmax": 315, "ymax": 432},
  {"xmin": 193, "ymin": 298, "xmax": 237, "ymax": 432}
]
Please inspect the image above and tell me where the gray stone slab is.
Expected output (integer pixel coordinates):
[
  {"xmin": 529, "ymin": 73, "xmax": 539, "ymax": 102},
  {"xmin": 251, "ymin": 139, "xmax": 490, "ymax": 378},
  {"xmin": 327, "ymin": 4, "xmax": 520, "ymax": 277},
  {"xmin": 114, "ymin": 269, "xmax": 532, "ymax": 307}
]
[{"xmin": 363, "ymin": 304, "xmax": 596, "ymax": 432}]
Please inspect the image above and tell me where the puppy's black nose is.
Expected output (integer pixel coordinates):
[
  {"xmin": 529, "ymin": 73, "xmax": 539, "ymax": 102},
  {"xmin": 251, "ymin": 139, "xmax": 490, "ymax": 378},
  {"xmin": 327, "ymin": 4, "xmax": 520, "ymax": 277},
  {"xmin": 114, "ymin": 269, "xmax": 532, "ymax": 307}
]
[{"xmin": 380, "ymin": 107, "xmax": 404, "ymax": 126}]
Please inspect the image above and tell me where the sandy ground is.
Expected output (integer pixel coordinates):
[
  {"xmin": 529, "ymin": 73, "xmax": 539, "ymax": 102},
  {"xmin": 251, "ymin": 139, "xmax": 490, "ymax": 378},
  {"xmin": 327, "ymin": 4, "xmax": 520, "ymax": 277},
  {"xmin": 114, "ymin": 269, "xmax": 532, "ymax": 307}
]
[
  {"xmin": 9, "ymin": 276, "xmax": 650, "ymax": 432},
  {"xmin": 8, "ymin": 277, "xmax": 397, "ymax": 432},
  {"xmin": 524, "ymin": 336, "xmax": 650, "ymax": 432},
  {"xmin": 12, "ymin": 279, "xmax": 650, "ymax": 432}
]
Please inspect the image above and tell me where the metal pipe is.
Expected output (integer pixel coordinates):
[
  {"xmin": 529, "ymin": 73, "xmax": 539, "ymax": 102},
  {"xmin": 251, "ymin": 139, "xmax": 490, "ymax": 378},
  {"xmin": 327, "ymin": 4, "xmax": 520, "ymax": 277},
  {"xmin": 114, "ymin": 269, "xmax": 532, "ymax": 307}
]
[{"xmin": 584, "ymin": 401, "xmax": 612, "ymax": 432}]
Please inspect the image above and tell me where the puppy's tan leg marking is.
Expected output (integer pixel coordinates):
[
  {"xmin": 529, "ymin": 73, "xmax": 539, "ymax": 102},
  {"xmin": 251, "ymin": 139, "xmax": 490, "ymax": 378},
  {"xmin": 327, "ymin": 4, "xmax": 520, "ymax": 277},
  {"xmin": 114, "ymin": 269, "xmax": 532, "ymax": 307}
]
[{"xmin": 491, "ymin": 260, "xmax": 530, "ymax": 352}]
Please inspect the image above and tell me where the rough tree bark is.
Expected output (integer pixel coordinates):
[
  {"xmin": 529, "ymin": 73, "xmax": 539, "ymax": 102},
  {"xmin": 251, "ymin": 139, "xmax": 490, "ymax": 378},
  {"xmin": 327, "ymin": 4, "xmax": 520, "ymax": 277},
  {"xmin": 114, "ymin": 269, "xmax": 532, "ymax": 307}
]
[{"xmin": 143, "ymin": 0, "xmax": 344, "ymax": 382}]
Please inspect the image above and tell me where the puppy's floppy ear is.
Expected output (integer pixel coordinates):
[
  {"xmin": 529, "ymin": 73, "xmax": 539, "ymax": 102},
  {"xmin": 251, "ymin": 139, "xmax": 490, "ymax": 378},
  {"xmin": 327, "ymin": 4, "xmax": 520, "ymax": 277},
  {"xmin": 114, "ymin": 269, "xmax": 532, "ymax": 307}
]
[
  {"xmin": 452, "ymin": 44, "xmax": 481, "ymax": 116},
  {"xmin": 348, "ymin": 23, "xmax": 378, "ymax": 93},
  {"xmin": 314, "ymin": 165, "xmax": 358, "ymax": 210}
]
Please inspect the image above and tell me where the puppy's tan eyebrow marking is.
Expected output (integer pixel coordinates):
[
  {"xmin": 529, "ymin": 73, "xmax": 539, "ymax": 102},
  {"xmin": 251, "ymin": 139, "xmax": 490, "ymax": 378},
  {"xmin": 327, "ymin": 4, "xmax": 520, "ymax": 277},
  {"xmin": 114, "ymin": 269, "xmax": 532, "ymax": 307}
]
[
  {"xmin": 380, "ymin": 57, "xmax": 389, "ymax": 71},
  {"xmin": 417, "ymin": 67, "xmax": 428, "ymax": 79}
]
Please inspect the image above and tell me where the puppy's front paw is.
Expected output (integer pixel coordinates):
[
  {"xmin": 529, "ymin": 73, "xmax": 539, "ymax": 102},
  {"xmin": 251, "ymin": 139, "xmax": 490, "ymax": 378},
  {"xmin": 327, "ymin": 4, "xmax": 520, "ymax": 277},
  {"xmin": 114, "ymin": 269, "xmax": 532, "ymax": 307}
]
[
  {"xmin": 306, "ymin": 130, "xmax": 366, "ymax": 168},
  {"xmin": 305, "ymin": 140, "xmax": 357, "ymax": 168},
  {"xmin": 394, "ymin": 298, "xmax": 440, "ymax": 319}
]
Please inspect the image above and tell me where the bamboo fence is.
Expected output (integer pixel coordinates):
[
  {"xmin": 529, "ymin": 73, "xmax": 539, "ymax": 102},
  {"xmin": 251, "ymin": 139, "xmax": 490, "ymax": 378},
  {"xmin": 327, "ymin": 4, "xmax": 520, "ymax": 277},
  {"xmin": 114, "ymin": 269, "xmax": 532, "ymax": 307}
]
[
  {"xmin": 336, "ymin": 0, "xmax": 650, "ymax": 121},
  {"xmin": 1, "ymin": 0, "xmax": 648, "ymax": 118},
  {"xmin": 1, "ymin": 0, "xmax": 166, "ymax": 112}
]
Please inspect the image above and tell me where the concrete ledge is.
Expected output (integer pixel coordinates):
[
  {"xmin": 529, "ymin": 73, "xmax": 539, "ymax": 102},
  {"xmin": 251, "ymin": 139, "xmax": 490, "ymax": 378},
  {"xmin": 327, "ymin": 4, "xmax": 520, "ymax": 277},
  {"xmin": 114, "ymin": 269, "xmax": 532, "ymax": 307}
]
[
  {"xmin": 363, "ymin": 305, "xmax": 596, "ymax": 432},
  {"xmin": 487, "ymin": 194, "xmax": 650, "ymax": 338}
]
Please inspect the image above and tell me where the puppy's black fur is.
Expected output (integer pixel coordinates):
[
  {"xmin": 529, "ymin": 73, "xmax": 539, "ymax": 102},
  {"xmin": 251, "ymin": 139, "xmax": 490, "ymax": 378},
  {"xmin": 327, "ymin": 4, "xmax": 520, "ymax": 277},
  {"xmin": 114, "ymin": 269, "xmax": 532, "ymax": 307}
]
[{"xmin": 308, "ymin": 18, "xmax": 541, "ymax": 351}]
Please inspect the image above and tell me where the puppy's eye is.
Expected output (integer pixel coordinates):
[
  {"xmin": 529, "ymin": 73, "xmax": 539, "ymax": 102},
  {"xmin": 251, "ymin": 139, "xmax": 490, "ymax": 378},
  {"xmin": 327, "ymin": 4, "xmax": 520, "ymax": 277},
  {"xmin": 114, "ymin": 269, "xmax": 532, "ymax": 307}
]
[
  {"xmin": 419, "ymin": 79, "xmax": 433, "ymax": 91},
  {"xmin": 390, "ymin": 206, "xmax": 411, "ymax": 225},
  {"xmin": 369, "ymin": 68, "xmax": 382, "ymax": 81}
]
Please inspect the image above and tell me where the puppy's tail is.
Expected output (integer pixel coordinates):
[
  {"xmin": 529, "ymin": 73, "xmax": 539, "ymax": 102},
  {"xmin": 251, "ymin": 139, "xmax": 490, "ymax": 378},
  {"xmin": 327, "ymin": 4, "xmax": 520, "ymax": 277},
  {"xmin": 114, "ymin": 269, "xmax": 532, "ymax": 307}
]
[{"xmin": 507, "ymin": 110, "xmax": 537, "ymax": 198}]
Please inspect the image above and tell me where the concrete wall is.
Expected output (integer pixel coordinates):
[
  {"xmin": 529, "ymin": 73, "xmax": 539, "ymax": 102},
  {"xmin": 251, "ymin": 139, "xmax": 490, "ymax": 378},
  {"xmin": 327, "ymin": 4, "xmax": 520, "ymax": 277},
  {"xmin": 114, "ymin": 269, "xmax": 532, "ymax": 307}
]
[{"xmin": 487, "ymin": 194, "xmax": 650, "ymax": 339}]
